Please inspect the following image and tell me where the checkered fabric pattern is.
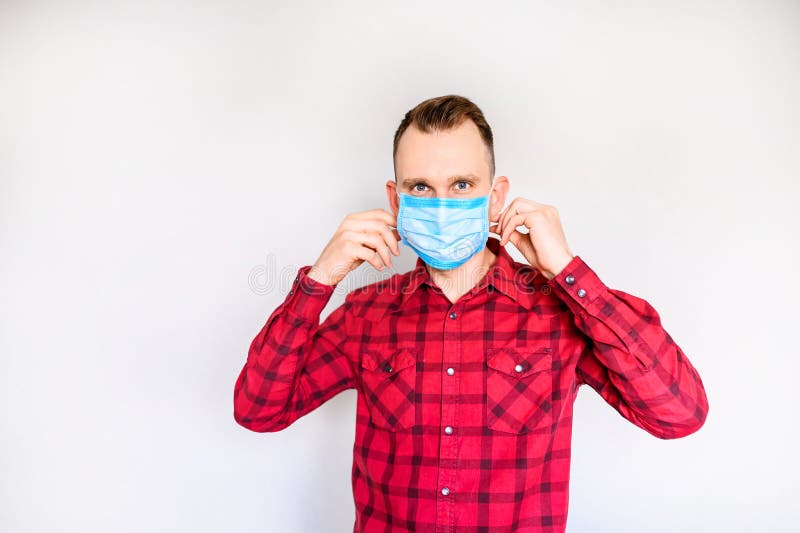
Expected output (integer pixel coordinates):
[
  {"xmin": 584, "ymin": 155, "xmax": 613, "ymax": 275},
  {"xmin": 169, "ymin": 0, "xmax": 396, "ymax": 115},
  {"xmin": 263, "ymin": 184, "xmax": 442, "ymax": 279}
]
[{"xmin": 233, "ymin": 236, "xmax": 708, "ymax": 532}]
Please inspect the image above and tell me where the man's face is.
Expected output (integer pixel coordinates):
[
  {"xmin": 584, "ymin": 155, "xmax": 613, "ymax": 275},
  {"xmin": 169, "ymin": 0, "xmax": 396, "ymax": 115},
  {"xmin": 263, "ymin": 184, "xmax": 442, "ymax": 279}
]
[{"xmin": 387, "ymin": 119, "xmax": 508, "ymax": 221}]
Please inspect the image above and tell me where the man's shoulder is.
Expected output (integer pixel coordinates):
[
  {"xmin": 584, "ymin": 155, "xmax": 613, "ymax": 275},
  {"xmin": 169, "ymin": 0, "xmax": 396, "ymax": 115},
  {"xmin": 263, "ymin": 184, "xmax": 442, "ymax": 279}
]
[{"xmin": 342, "ymin": 268, "xmax": 415, "ymax": 321}]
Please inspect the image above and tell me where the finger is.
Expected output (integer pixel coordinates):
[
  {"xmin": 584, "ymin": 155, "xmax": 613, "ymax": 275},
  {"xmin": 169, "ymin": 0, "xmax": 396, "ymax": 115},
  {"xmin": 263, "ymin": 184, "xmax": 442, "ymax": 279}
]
[
  {"xmin": 508, "ymin": 228, "xmax": 526, "ymax": 248},
  {"xmin": 507, "ymin": 197, "xmax": 544, "ymax": 213},
  {"xmin": 498, "ymin": 200, "xmax": 519, "ymax": 237},
  {"xmin": 501, "ymin": 198, "xmax": 543, "ymax": 230},
  {"xmin": 352, "ymin": 209, "xmax": 396, "ymax": 226},
  {"xmin": 497, "ymin": 202, "xmax": 513, "ymax": 233},
  {"xmin": 499, "ymin": 197, "xmax": 522, "ymax": 227},
  {"xmin": 346, "ymin": 230, "xmax": 393, "ymax": 268},
  {"xmin": 507, "ymin": 228, "xmax": 533, "ymax": 263},
  {"xmin": 499, "ymin": 198, "xmax": 537, "ymax": 234},
  {"xmin": 342, "ymin": 230, "xmax": 382, "ymax": 270},
  {"xmin": 346, "ymin": 219, "xmax": 400, "ymax": 256},
  {"xmin": 363, "ymin": 233, "xmax": 394, "ymax": 268},
  {"xmin": 500, "ymin": 213, "xmax": 529, "ymax": 246},
  {"xmin": 374, "ymin": 242, "xmax": 393, "ymax": 268},
  {"xmin": 350, "ymin": 242, "xmax": 385, "ymax": 271},
  {"xmin": 373, "ymin": 216, "xmax": 401, "ymax": 249},
  {"xmin": 380, "ymin": 226, "xmax": 401, "ymax": 256}
]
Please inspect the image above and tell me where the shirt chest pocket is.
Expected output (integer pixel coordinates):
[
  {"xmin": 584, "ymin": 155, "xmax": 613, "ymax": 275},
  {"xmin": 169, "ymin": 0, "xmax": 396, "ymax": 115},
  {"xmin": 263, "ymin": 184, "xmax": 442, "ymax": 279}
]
[
  {"xmin": 360, "ymin": 348, "xmax": 418, "ymax": 431},
  {"xmin": 486, "ymin": 346, "xmax": 554, "ymax": 434}
]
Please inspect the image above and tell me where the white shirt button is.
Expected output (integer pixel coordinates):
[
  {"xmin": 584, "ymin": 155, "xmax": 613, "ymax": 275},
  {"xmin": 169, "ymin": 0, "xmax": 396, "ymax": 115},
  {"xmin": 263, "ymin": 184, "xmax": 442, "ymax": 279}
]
[
  {"xmin": 514, "ymin": 363, "xmax": 524, "ymax": 373},
  {"xmin": 444, "ymin": 426, "xmax": 453, "ymax": 435},
  {"xmin": 441, "ymin": 487, "xmax": 450, "ymax": 496},
  {"xmin": 446, "ymin": 367, "xmax": 455, "ymax": 376}
]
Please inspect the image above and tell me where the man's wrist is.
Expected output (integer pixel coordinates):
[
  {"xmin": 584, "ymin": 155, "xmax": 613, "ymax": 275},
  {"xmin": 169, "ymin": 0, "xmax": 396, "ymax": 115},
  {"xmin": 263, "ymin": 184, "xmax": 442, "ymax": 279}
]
[
  {"xmin": 540, "ymin": 253, "xmax": 575, "ymax": 280},
  {"xmin": 545, "ymin": 255, "xmax": 607, "ymax": 315},
  {"xmin": 307, "ymin": 264, "xmax": 339, "ymax": 286},
  {"xmin": 282, "ymin": 265, "xmax": 338, "ymax": 321}
]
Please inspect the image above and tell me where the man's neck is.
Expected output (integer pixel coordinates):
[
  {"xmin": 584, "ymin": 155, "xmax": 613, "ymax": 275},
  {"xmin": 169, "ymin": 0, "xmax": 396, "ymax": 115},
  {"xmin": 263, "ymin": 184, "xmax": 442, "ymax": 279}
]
[{"xmin": 426, "ymin": 245, "xmax": 498, "ymax": 305}]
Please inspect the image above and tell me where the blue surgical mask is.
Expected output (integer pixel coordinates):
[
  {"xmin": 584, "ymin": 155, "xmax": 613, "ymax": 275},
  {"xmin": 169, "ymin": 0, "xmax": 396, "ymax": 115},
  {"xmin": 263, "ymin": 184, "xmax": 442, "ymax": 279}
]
[{"xmin": 396, "ymin": 192, "xmax": 491, "ymax": 270}]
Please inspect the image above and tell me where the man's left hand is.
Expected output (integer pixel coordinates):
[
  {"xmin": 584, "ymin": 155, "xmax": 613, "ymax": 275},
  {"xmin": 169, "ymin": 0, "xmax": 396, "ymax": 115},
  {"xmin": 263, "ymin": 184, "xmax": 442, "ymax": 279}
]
[{"xmin": 493, "ymin": 197, "xmax": 575, "ymax": 280}]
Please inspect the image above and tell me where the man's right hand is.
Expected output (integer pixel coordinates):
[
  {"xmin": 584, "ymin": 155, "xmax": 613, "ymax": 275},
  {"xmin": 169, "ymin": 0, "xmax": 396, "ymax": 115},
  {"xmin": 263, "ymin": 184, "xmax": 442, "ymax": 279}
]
[{"xmin": 307, "ymin": 209, "xmax": 401, "ymax": 286}]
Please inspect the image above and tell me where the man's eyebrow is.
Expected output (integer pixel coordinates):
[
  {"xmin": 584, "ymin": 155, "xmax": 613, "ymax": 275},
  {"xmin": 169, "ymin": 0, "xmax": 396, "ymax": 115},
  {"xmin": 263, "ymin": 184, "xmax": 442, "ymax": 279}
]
[
  {"xmin": 447, "ymin": 174, "xmax": 480, "ymax": 183},
  {"xmin": 399, "ymin": 177, "xmax": 426, "ymax": 188},
  {"xmin": 399, "ymin": 174, "xmax": 481, "ymax": 188}
]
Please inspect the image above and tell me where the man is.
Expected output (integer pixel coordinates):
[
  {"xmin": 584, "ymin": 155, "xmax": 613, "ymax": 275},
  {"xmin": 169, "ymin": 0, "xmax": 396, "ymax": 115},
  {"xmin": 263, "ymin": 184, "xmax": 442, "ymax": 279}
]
[{"xmin": 233, "ymin": 94, "xmax": 709, "ymax": 532}]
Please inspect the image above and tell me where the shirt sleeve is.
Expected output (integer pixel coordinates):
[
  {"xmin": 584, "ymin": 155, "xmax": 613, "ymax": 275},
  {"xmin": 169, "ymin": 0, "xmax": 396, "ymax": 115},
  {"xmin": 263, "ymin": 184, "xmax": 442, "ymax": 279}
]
[
  {"xmin": 233, "ymin": 265, "xmax": 359, "ymax": 432},
  {"xmin": 546, "ymin": 255, "xmax": 709, "ymax": 439}
]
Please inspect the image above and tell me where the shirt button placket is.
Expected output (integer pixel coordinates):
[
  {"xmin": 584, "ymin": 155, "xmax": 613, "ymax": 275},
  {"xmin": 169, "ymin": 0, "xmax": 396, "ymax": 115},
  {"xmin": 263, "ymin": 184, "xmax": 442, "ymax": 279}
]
[{"xmin": 437, "ymin": 306, "xmax": 460, "ymax": 528}]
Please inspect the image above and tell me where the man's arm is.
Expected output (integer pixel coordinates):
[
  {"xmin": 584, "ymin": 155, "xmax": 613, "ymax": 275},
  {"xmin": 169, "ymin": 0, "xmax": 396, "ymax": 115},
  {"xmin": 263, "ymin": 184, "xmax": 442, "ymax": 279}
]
[
  {"xmin": 233, "ymin": 208, "xmax": 400, "ymax": 432},
  {"xmin": 547, "ymin": 255, "xmax": 709, "ymax": 440},
  {"xmin": 233, "ymin": 265, "xmax": 358, "ymax": 432}
]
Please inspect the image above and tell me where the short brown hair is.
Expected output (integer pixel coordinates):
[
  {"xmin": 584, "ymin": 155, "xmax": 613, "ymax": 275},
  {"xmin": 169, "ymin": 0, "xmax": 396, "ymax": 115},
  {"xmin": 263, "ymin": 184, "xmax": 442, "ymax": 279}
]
[{"xmin": 393, "ymin": 94, "xmax": 495, "ymax": 179}]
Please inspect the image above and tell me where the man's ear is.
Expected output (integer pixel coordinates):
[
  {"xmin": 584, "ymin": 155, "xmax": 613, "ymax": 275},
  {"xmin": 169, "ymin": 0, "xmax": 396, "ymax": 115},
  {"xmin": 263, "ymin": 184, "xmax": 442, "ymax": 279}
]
[
  {"xmin": 488, "ymin": 176, "xmax": 509, "ymax": 221},
  {"xmin": 386, "ymin": 179, "xmax": 399, "ymax": 216}
]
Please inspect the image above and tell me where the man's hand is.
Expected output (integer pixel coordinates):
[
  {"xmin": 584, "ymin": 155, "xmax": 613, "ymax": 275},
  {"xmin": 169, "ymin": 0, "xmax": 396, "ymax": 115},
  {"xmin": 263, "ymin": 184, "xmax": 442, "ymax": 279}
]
[
  {"xmin": 493, "ymin": 198, "xmax": 575, "ymax": 280},
  {"xmin": 307, "ymin": 209, "xmax": 401, "ymax": 286}
]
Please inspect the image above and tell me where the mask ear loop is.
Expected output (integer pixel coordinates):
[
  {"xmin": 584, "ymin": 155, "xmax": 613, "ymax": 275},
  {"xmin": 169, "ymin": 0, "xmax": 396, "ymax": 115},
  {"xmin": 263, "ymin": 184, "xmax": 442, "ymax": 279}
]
[{"xmin": 487, "ymin": 180, "xmax": 500, "ymax": 234}]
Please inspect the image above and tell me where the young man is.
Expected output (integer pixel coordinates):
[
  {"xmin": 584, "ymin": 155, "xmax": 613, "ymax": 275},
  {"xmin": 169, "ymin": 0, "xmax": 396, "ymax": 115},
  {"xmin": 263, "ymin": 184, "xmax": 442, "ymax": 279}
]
[{"xmin": 233, "ymin": 94, "xmax": 709, "ymax": 532}]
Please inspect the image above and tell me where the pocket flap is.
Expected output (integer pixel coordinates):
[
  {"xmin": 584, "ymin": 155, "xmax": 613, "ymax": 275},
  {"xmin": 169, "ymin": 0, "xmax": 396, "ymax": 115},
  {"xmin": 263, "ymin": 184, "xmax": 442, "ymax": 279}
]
[
  {"xmin": 361, "ymin": 348, "xmax": 417, "ymax": 374},
  {"xmin": 486, "ymin": 347, "xmax": 552, "ymax": 377}
]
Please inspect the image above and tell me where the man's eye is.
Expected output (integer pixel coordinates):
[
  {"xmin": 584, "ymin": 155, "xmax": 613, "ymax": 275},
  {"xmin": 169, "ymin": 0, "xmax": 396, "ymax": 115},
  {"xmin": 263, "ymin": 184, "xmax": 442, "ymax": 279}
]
[
  {"xmin": 455, "ymin": 181, "xmax": 470, "ymax": 190},
  {"xmin": 413, "ymin": 184, "xmax": 428, "ymax": 192}
]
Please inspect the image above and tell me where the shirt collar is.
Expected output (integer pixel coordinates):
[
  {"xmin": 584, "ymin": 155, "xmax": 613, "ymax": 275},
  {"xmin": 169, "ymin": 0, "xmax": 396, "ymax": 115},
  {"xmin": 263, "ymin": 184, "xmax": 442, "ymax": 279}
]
[{"xmin": 399, "ymin": 236, "xmax": 541, "ymax": 309}]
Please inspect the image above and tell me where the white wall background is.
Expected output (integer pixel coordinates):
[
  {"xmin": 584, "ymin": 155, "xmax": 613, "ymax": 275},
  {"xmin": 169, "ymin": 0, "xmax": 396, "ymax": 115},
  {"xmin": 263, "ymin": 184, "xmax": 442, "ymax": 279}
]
[{"xmin": 1, "ymin": 1, "xmax": 798, "ymax": 532}]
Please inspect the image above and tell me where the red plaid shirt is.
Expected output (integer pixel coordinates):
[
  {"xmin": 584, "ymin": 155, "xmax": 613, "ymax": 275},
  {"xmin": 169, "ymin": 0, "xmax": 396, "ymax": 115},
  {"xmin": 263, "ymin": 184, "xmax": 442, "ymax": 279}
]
[{"xmin": 233, "ymin": 236, "xmax": 709, "ymax": 532}]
